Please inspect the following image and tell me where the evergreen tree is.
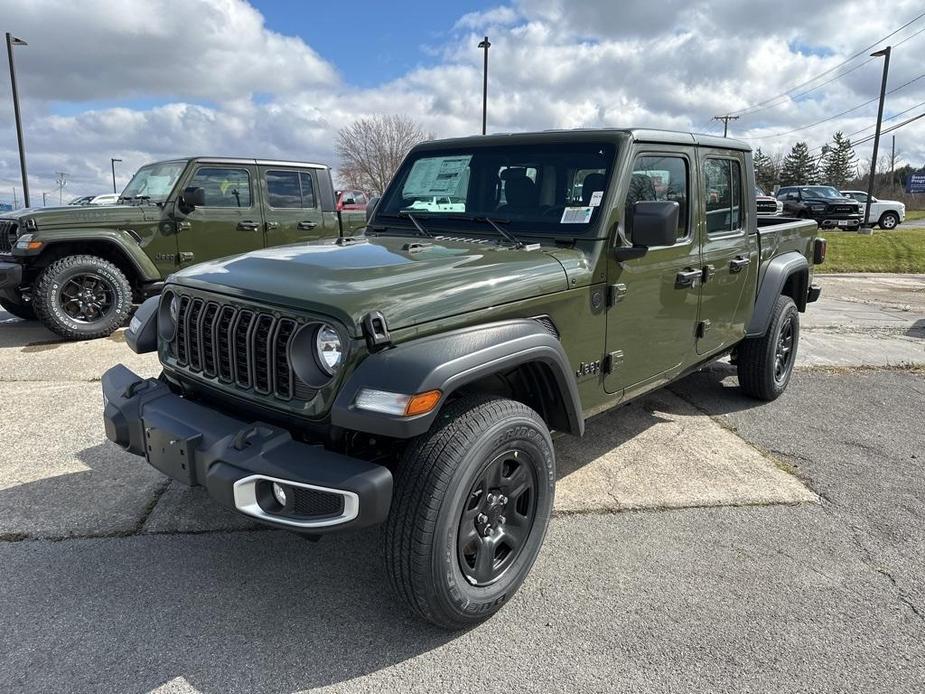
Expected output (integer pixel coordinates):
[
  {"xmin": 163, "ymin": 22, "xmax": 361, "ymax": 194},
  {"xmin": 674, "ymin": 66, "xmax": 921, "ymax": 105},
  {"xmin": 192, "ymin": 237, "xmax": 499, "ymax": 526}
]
[
  {"xmin": 753, "ymin": 148, "xmax": 779, "ymax": 192},
  {"xmin": 779, "ymin": 142, "xmax": 817, "ymax": 185},
  {"xmin": 819, "ymin": 131, "xmax": 857, "ymax": 188}
]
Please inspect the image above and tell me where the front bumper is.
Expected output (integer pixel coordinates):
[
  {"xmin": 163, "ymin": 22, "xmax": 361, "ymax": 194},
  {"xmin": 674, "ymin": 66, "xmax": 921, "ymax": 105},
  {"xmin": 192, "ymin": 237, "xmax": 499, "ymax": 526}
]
[
  {"xmin": 0, "ymin": 260, "xmax": 23, "ymax": 290},
  {"xmin": 816, "ymin": 214, "xmax": 861, "ymax": 229},
  {"xmin": 102, "ymin": 364, "xmax": 392, "ymax": 533}
]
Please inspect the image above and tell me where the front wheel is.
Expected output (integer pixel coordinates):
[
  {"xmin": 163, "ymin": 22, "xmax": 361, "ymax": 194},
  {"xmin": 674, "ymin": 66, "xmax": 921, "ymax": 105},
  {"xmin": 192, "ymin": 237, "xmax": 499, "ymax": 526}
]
[
  {"xmin": 33, "ymin": 255, "xmax": 133, "ymax": 340},
  {"xmin": 736, "ymin": 294, "xmax": 799, "ymax": 401},
  {"xmin": 384, "ymin": 395, "xmax": 556, "ymax": 630},
  {"xmin": 878, "ymin": 211, "xmax": 899, "ymax": 230}
]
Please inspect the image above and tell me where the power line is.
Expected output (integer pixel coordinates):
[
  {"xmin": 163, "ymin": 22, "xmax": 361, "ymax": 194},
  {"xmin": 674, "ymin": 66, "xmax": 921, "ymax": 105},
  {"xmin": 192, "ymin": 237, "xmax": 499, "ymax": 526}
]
[
  {"xmin": 853, "ymin": 110, "xmax": 925, "ymax": 146},
  {"xmin": 731, "ymin": 10, "xmax": 925, "ymax": 117},
  {"xmin": 741, "ymin": 70, "xmax": 925, "ymax": 141},
  {"xmin": 808, "ymin": 98, "xmax": 925, "ymax": 153}
]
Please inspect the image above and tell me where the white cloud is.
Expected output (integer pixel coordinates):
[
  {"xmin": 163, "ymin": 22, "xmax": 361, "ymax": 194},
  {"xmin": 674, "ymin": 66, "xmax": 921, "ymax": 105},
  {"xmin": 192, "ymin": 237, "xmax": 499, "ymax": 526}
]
[{"xmin": 1, "ymin": 0, "xmax": 924, "ymax": 201}]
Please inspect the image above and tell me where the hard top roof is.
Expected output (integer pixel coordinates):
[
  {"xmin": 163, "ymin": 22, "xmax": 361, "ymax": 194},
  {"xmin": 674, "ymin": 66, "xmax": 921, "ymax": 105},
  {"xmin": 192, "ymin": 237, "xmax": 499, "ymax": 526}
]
[{"xmin": 150, "ymin": 157, "xmax": 329, "ymax": 169}]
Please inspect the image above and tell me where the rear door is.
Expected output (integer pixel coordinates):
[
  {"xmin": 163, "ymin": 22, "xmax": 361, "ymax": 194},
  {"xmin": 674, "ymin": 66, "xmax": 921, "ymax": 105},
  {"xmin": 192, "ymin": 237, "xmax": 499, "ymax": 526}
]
[
  {"xmin": 604, "ymin": 148, "xmax": 702, "ymax": 396},
  {"xmin": 261, "ymin": 167, "xmax": 326, "ymax": 245},
  {"xmin": 696, "ymin": 150, "xmax": 755, "ymax": 354},
  {"xmin": 176, "ymin": 164, "xmax": 264, "ymax": 267}
]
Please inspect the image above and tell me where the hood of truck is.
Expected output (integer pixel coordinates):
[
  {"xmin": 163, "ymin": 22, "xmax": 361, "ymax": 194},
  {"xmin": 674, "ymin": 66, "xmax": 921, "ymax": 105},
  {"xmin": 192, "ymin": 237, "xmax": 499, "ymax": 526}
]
[
  {"xmin": 169, "ymin": 235, "xmax": 577, "ymax": 335},
  {"xmin": 2, "ymin": 204, "xmax": 152, "ymax": 230}
]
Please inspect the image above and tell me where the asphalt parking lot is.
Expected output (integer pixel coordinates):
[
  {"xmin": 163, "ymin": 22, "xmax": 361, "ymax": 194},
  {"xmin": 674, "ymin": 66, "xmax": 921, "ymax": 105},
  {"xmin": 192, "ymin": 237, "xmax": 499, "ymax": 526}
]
[{"xmin": 1, "ymin": 274, "xmax": 923, "ymax": 693}]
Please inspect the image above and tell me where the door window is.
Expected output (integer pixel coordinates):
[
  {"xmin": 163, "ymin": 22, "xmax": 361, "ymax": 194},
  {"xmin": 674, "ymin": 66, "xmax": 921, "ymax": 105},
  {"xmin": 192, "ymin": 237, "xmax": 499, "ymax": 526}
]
[
  {"xmin": 704, "ymin": 159, "xmax": 743, "ymax": 234},
  {"xmin": 189, "ymin": 167, "xmax": 252, "ymax": 208},
  {"xmin": 627, "ymin": 155, "xmax": 689, "ymax": 240},
  {"xmin": 266, "ymin": 170, "xmax": 317, "ymax": 208}
]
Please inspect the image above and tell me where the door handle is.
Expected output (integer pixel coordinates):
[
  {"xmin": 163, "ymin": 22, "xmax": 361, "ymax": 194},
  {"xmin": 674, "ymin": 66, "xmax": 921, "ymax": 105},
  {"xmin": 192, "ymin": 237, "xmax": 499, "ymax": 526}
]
[
  {"xmin": 675, "ymin": 269, "xmax": 702, "ymax": 288},
  {"xmin": 297, "ymin": 221, "xmax": 318, "ymax": 230},
  {"xmin": 176, "ymin": 221, "xmax": 191, "ymax": 232},
  {"xmin": 237, "ymin": 221, "xmax": 259, "ymax": 231},
  {"xmin": 729, "ymin": 256, "xmax": 751, "ymax": 273},
  {"xmin": 266, "ymin": 221, "xmax": 279, "ymax": 231}
]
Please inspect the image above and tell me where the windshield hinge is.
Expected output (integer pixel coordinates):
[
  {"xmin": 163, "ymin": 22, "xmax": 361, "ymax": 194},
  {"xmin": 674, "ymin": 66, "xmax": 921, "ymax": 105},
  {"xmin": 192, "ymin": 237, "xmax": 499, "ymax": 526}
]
[{"xmin": 362, "ymin": 311, "xmax": 392, "ymax": 352}]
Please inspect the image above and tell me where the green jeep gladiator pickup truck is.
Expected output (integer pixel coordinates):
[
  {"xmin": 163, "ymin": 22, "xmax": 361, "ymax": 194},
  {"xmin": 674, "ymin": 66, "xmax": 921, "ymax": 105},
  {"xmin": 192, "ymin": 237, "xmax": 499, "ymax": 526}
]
[
  {"xmin": 0, "ymin": 157, "xmax": 363, "ymax": 339},
  {"xmin": 102, "ymin": 129, "xmax": 825, "ymax": 629}
]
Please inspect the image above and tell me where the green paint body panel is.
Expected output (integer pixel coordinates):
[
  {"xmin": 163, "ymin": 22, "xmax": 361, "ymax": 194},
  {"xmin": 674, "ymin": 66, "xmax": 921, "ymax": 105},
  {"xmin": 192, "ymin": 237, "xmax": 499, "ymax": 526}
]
[
  {"xmin": 2, "ymin": 157, "xmax": 359, "ymax": 288},
  {"xmin": 145, "ymin": 130, "xmax": 819, "ymax": 432}
]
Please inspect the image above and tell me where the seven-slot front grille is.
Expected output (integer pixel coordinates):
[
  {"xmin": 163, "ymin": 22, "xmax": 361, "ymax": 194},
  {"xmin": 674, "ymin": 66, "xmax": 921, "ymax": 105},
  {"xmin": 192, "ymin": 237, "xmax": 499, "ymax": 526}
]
[
  {"xmin": 171, "ymin": 295, "xmax": 302, "ymax": 401},
  {"xmin": 0, "ymin": 220, "xmax": 17, "ymax": 253}
]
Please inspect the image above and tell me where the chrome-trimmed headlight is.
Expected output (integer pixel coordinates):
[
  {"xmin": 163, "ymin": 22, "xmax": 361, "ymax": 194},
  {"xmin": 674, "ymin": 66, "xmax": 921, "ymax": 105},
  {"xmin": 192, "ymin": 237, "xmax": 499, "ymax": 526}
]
[{"xmin": 315, "ymin": 323, "xmax": 343, "ymax": 375}]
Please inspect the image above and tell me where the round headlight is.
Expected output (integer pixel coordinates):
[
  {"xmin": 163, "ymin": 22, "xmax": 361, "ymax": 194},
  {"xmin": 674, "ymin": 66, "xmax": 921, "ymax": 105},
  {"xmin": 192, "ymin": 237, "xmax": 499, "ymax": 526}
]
[
  {"xmin": 158, "ymin": 291, "xmax": 179, "ymax": 341},
  {"xmin": 169, "ymin": 294, "xmax": 180, "ymax": 322},
  {"xmin": 315, "ymin": 324, "xmax": 343, "ymax": 375}
]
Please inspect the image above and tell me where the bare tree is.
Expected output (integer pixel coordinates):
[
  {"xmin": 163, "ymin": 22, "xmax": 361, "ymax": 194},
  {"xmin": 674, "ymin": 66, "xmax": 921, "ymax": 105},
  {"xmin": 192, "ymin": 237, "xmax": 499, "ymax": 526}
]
[{"xmin": 336, "ymin": 115, "xmax": 432, "ymax": 194}]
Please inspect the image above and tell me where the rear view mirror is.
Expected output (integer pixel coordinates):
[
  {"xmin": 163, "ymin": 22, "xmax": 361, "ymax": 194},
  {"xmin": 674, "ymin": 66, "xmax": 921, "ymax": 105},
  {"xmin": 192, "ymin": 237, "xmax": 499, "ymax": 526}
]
[
  {"xmin": 366, "ymin": 196, "xmax": 381, "ymax": 222},
  {"xmin": 179, "ymin": 186, "xmax": 206, "ymax": 212}
]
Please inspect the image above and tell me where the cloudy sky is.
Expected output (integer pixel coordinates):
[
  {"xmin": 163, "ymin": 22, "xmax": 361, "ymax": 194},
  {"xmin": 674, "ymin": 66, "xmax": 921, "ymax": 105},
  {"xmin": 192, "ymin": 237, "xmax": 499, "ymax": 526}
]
[{"xmin": 1, "ymin": 0, "xmax": 924, "ymax": 204}]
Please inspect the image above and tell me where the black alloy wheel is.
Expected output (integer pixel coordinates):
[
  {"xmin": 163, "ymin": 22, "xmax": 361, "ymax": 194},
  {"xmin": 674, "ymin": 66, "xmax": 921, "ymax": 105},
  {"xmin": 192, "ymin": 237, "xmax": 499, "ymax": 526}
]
[
  {"xmin": 58, "ymin": 272, "xmax": 115, "ymax": 323},
  {"xmin": 736, "ymin": 294, "xmax": 800, "ymax": 401},
  {"xmin": 774, "ymin": 314, "xmax": 795, "ymax": 384},
  {"xmin": 457, "ymin": 449, "xmax": 538, "ymax": 586}
]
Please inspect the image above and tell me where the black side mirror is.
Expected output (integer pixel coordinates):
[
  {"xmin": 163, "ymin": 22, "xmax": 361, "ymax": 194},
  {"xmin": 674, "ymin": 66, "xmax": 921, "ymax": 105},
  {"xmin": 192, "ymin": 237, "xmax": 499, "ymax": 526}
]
[
  {"xmin": 179, "ymin": 186, "xmax": 206, "ymax": 213},
  {"xmin": 366, "ymin": 196, "xmax": 381, "ymax": 223},
  {"xmin": 615, "ymin": 201, "xmax": 678, "ymax": 261}
]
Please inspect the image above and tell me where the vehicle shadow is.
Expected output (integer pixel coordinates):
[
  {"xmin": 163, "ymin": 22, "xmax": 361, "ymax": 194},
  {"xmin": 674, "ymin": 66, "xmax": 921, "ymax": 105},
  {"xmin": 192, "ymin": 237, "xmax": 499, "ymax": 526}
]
[
  {"xmin": 906, "ymin": 318, "xmax": 925, "ymax": 339},
  {"xmin": 0, "ymin": 311, "xmax": 130, "ymax": 349},
  {"xmin": 668, "ymin": 361, "xmax": 770, "ymax": 416}
]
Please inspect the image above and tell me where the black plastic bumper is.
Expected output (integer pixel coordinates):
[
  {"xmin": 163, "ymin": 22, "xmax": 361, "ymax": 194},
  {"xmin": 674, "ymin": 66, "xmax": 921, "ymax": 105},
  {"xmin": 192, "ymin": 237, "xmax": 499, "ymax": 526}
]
[
  {"xmin": 0, "ymin": 261, "xmax": 23, "ymax": 290},
  {"xmin": 101, "ymin": 364, "xmax": 392, "ymax": 533}
]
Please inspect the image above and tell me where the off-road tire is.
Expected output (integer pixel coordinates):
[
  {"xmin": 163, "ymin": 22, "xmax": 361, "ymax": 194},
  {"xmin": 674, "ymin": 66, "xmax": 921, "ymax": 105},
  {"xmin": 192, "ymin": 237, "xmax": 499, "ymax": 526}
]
[
  {"xmin": 737, "ymin": 294, "xmax": 799, "ymax": 401},
  {"xmin": 384, "ymin": 395, "xmax": 556, "ymax": 630},
  {"xmin": 0, "ymin": 292, "xmax": 35, "ymax": 320},
  {"xmin": 878, "ymin": 211, "xmax": 899, "ymax": 230},
  {"xmin": 33, "ymin": 255, "xmax": 132, "ymax": 340}
]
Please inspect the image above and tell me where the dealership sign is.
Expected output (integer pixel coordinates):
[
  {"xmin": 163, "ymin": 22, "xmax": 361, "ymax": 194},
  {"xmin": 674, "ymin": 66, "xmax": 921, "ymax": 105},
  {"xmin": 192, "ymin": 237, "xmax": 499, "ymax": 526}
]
[{"xmin": 906, "ymin": 172, "xmax": 925, "ymax": 194}]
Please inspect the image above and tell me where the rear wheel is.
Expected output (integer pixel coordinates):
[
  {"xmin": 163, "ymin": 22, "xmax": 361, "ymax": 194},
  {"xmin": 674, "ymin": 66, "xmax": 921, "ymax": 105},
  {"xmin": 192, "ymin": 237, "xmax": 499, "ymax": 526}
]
[
  {"xmin": 384, "ymin": 395, "xmax": 555, "ymax": 630},
  {"xmin": 736, "ymin": 294, "xmax": 799, "ymax": 401},
  {"xmin": 33, "ymin": 255, "xmax": 132, "ymax": 340},
  {"xmin": 878, "ymin": 211, "xmax": 899, "ymax": 230},
  {"xmin": 0, "ymin": 291, "xmax": 35, "ymax": 320}
]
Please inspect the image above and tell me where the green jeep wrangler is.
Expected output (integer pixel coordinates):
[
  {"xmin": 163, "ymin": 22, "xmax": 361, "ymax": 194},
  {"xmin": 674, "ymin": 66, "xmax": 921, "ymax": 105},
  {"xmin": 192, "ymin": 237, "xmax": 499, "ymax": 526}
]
[
  {"xmin": 0, "ymin": 157, "xmax": 363, "ymax": 339},
  {"xmin": 102, "ymin": 129, "xmax": 824, "ymax": 629}
]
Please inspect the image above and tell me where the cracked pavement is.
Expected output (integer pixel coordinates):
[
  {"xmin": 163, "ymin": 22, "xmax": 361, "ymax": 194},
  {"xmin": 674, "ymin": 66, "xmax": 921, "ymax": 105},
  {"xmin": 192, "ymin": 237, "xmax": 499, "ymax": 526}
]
[{"xmin": 1, "ymin": 274, "xmax": 924, "ymax": 692}]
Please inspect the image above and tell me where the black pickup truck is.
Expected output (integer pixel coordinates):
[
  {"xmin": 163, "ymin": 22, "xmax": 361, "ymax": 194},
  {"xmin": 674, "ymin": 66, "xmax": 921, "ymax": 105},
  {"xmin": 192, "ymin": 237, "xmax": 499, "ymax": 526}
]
[{"xmin": 776, "ymin": 185, "xmax": 861, "ymax": 230}]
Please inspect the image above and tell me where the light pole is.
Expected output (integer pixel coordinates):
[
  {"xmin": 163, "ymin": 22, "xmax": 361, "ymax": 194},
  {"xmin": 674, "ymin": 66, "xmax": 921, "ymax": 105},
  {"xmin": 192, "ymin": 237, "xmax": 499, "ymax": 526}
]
[
  {"xmin": 6, "ymin": 33, "xmax": 29, "ymax": 208},
  {"xmin": 863, "ymin": 46, "xmax": 891, "ymax": 230},
  {"xmin": 478, "ymin": 36, "xmax": 491, "ymax": 135},
  {"xmin": 111, "ymin": 158, "xmax": 122, "ymax": 194}
]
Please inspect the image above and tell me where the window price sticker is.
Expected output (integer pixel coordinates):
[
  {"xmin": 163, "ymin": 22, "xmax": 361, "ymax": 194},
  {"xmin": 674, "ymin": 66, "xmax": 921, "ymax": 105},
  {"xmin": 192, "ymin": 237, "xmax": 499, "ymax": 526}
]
[{"xmin": 560, "ymin": 206, "xmax": 594, "ymax": 224}]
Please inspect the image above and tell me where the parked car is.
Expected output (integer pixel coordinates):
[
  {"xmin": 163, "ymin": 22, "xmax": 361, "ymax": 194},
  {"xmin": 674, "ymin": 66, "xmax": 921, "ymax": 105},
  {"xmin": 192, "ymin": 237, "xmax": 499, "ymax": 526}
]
[
  {"xmin": 840, "ymin": 190, "xmax": 905, "ymax": 229},
  {"xmin": 0, "ymin": 157, "xmax": 365, "ymax": 338},
  {"xmin": 68, "ymin": 193, "xmax": 121, "ymax": 206},
  {"xmin": 106, "ymin": 128, "xmax": 824, "ymax": 630},
  {"xmin": 336, "ymin": 190, "xmax": 369, "ymax": 212},
  {"xmin": 407, "ymin": 195, "xmax": 466, "ymax": 212},
  {"xmin": 776, "ymin": 185, "xmax": 861, "ymax": 230},
  {"xmin": 755, "ymin": 185, "xmax": 783, "ymax": 216}
]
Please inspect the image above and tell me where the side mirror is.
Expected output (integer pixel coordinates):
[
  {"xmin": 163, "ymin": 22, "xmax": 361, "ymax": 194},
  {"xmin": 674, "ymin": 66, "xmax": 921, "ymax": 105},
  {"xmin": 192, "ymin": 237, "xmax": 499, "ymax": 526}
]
[
  {"xmin": 366, "ymin": 196, "xmax": 381, "ymax": 223},
  {"xmin": 179, "ymin": 186, "xmax": 206, "ymax": 213},
  {"xmin": 786, "ymin": 193, "xmax": 797, "ymax": 201},
  {"xmin": 615, "ymin": 201, "xmax": 678, "ymax": 261}
]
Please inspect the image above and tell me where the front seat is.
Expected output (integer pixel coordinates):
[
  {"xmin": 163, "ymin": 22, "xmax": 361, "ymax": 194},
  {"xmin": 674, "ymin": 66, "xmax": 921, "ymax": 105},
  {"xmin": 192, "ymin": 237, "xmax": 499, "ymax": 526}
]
[
  {"xmin": 581, "ymin": 173, "xmax": 605, "ymax": 205},
  {"xmin": 498, "ymin": 174, "xmax": 539, "ymax": 214}
]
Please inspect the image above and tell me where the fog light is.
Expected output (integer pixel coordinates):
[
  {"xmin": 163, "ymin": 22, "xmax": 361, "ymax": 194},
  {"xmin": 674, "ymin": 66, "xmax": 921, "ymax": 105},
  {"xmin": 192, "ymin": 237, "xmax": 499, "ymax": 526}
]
[{"xmin": 272, "ymin": 482, "xmax": 288, "ymax": 507}]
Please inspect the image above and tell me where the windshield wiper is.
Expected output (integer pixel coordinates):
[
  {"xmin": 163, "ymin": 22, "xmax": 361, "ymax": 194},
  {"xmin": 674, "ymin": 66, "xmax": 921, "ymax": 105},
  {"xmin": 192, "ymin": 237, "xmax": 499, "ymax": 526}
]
[
  {"xmin": 376, "ymin": 212, "xmax": 433, "ymax": 238},
  {"xmin": 473, "ymin": 216, "xmax": 525, "ymax": 247}
]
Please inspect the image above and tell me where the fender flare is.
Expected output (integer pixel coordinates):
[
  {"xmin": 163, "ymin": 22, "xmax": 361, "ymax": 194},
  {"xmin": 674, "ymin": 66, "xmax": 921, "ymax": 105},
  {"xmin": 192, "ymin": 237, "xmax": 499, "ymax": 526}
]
[
  {"xmin": 30, "ymin": 231, "xmax": 160, "ymax": 283},
  {"xmin": 746, "ymin": 251, "xmax": 808, "ymax": 337},
  {"xmin": 331, "ymin": 319, "xmax": 584, "ymax": 439}
]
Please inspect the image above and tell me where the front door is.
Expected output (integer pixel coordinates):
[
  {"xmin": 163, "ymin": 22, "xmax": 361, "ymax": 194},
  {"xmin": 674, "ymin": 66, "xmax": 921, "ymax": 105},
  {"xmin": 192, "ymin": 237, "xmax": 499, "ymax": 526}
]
[
  {"xmin": 604, "ymin": 149, "xmax": 702, "ymax": 396},
  {"xmin": 260, "ymin": 167, "xmax": 327, "ymax": 245},
  {"xmin": 697, "ymin": 152, "xmax": 754, "ymax": 354},
  {"xmin": 176, "ymin": 164, "xmax": 264, "ymax": 268}
]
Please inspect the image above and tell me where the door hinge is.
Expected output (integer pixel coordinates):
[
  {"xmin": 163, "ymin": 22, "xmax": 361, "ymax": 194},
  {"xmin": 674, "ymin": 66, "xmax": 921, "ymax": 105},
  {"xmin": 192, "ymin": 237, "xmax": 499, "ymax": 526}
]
[
  {"xmin": 697, "ymin": 320, "xmax": 712, "ymax": 338},
  {"xmin": 702, "ymin": 264, "xmax": 716, "ymax": 283},
  {"xmin": 179, "ymin": 252, "xmax": 195, "ymax": 263},
  {"xmin": 603, "ymin": 350, "xmax": 624, "ymax": 374},
  {"xmin": 607, "ymin": 283, "xmax": 627, "ymax": 307}
]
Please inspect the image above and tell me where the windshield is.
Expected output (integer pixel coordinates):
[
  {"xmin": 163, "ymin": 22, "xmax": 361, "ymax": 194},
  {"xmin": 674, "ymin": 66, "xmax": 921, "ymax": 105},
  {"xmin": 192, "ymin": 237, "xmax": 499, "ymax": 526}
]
[
  {"xmin": 376, "ymin": 142, "xmax": 617, "ymax": 235},
  {"xmin": 801, "ymin": 186, "xmax": 843, "ymax": 199},
  {"xmin": 755, "ymin": 185, "xmax": 767, "ymax": 197},
  {"xmin": 120, "ymin": 161, "xmax": 187, "ymax": 202}
]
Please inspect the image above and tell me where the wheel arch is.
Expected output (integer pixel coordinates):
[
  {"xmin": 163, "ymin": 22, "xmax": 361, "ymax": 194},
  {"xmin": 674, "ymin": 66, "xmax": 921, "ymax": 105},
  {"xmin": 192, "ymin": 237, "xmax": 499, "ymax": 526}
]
[
  {"xmin": 747, "ymin": 251, "xmax": 809, "ymax": 338},
  {"xmin": 331, "ymin": 319, "xmax": 585, "ymax": 439},
  {"xmin": 29, "ymin": 236, "xmax": 158, "ymax": 296}
]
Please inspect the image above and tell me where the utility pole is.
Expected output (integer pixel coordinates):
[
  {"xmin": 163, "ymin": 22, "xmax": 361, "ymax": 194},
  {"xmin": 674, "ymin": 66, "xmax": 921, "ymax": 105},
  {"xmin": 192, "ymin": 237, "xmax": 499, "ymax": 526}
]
[
  {"xmin": 55, "ymin": 171, "xmax": 68, "ymax": 205},
  {"xmin": 863, "ymin": 46, "xmax": 891, "ymax": 230},
  {"xmin": 478, "ymin": 36, "xmax": 491, "ymax": 135},
  {"xmin": 713, "ymin": 114, "xmax": 739, "ymax": 137},
  {"xmin": 42, "ymin": 191, "xmax": 47, "ymax": 206},
  {"xmin": 110, "ymin": 157, "xmax": 122, "ymax": 194},
  {"xmin": 12, "ymin": 187, "xmax": 17, "ymax": 209},
  {"xmin": 890, "ymin": 135, "xmax": 896, "ymax": 197},
  {"xmin": 6, "ymin": 33, "xmax": 30, "ymax": 208}
]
